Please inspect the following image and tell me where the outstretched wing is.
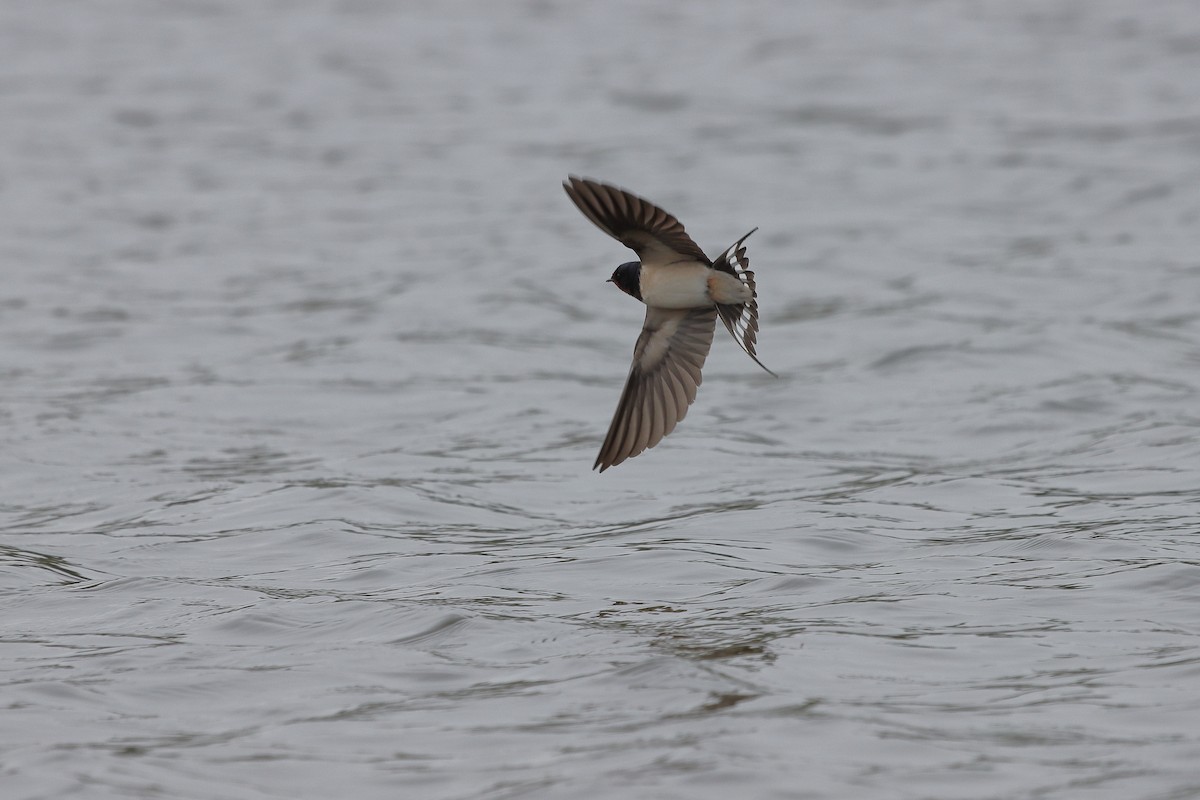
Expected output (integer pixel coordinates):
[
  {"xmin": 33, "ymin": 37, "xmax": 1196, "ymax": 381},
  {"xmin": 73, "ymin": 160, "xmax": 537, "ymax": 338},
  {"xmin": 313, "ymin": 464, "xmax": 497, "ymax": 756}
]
[
  {"xmin": 712, "ymin": 228, "xmax": 775, "ymax": 376},
  {"xmin": 595, "ymin": 306, "xmax": 717, "ymax": 471},
  {"xmin": 564, "ymin": 176, "xmax": 712, "ymax": 268}
]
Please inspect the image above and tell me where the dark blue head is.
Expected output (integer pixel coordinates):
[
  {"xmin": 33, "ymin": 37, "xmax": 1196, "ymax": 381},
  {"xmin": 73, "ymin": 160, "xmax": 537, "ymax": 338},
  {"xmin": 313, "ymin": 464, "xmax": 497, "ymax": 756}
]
[{"xmin": 608, "ymin": 261, "xmax": 642, "ymax": 301}]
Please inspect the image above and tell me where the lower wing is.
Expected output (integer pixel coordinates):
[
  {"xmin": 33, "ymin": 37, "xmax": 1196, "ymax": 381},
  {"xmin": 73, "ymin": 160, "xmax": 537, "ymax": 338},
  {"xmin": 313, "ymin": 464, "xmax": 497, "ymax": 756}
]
[{"xmin": 595, "ymin": 306, "xmax": 716, "ymax": 471}]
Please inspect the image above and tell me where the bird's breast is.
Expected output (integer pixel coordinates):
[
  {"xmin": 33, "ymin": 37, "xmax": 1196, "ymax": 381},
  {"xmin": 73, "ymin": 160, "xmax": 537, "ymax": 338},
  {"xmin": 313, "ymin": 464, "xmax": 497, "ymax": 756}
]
[{"xmin": 639, "ymin": 262, "xmax": 713, "ymax": 309}]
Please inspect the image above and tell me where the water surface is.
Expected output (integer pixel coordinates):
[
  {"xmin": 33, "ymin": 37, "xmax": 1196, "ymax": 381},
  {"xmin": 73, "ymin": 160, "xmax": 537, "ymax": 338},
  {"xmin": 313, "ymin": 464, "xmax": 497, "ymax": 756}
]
[{"xmin": 3, "ymin": 2, "xmax": 1200, "ymax": 798}]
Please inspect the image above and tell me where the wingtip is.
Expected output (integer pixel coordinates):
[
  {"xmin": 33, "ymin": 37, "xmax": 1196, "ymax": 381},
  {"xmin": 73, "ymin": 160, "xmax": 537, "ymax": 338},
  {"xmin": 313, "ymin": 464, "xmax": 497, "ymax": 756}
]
[
  {"xmin": 564, "ymin": 174, "xmax": 595, "ymax": 192},
  {"xmin": 563, "ymin": 175, "xmax": 587, "ymax": 198},
  {"xmin": 594, "ymin": 454, "xmax": 617, "ymax": 472}
]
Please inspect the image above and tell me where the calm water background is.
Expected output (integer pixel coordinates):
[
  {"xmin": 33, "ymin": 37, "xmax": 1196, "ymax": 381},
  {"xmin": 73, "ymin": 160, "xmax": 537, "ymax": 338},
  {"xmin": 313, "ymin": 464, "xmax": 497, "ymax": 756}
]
[{"xmin": 3, "ymin": 2, "xmax": 1200, "ymax": 798}]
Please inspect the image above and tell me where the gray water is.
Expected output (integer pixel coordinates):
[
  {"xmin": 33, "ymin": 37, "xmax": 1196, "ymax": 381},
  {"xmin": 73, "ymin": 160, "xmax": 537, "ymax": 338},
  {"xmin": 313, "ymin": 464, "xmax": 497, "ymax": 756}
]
[{"xmin": 3, "ymin": 2, "xmax": 1200, "ymax": 798}]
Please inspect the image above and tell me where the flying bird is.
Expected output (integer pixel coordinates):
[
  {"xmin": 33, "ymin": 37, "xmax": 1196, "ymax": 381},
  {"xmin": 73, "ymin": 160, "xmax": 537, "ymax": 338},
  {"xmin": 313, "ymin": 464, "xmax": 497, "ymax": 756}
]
[{"xmin": 563, "ymin": 176, "xmax": 774, "ymax": 472}]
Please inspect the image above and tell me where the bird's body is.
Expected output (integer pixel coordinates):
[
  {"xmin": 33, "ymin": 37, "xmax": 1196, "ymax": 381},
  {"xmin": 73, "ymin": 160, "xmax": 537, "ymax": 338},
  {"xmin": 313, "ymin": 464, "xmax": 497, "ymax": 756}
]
[
  {"xmin": 563, "ymin": 176, "xmax": 774, "ymax": 472},
  {"xmin": 640, "ymin": 262, "xmax": 753, "ymax": 309}
]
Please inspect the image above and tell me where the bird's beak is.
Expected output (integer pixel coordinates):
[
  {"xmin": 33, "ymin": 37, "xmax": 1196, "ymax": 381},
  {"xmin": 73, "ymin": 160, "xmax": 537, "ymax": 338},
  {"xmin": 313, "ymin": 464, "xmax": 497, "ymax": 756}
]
[{"xmin": 606, "ymin": 278, "xmax": 614, "ymax": 283}]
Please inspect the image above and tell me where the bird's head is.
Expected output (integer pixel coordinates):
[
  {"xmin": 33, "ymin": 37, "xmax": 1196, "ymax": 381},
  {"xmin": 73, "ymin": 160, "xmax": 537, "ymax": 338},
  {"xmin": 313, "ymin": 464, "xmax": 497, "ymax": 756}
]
[{"xmin": 607, "ymin": 261, "xmax": 642, "ymax": 301}]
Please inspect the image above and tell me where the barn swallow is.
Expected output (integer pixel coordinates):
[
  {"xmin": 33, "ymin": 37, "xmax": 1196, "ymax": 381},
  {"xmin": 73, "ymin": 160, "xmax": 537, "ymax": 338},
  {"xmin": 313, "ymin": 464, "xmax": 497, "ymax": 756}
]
[{"xmin": 563, "ymin": 176, "xmax": 775, "ymax": 472}]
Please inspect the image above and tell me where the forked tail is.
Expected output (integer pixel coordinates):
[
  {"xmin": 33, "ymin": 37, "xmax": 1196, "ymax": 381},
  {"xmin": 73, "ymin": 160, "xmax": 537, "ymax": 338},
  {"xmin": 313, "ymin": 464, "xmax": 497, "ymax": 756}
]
[{"xmin": 712, "ymin": 228, "xmax": 776, "ymax": 376}]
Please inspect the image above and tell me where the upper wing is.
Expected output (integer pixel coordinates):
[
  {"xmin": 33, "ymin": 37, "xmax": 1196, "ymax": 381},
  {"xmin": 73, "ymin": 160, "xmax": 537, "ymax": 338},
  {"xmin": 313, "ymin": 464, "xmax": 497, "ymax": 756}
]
[
  {"xmin": 712, "ymin": 228, "xmax": 776, "ymax": 376},
  {"xmin": 564, "ymin": 176, "xmax": 712, "ymax": 267},
  {"xmin": 595, "ymin": 306, "xmax": 717, "ymax": 472}
]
